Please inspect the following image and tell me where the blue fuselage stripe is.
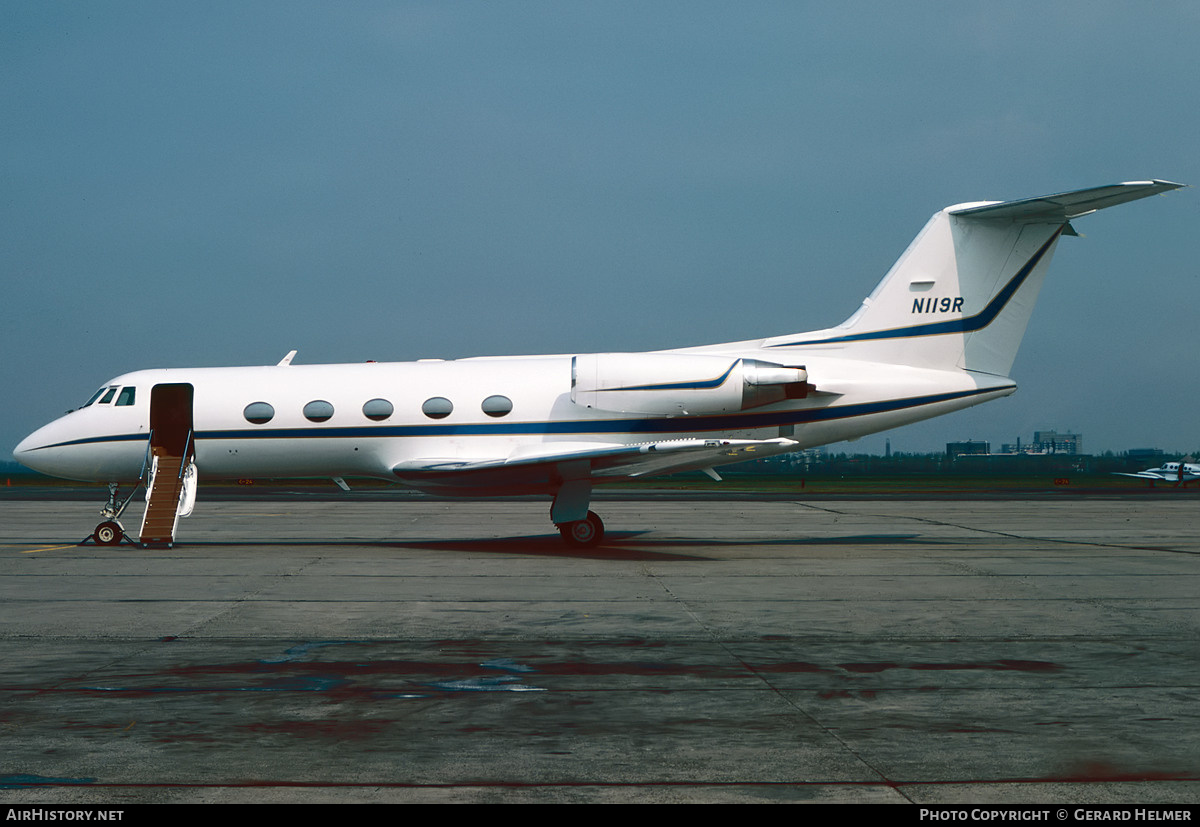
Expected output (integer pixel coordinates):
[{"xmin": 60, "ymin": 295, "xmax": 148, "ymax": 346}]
[
  {"xmin": 609, "ymin": 362, "xmax": 737, "ymax": 391},
  {"xmin": 30, "ymin": 386, "xmax": 1009, "ymax": 450},
  {"xmin": 767, "ymin": 227, "xmax": 1062, "ymax": 348}
]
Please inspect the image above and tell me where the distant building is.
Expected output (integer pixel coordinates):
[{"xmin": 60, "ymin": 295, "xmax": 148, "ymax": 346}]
[
  {"xmin": 791, "ymin": 447, "xmax": 827, "ymax": 469},
  {"xmin": 1032, "ymin": 430, "xmax": 1082, "ymax": 454},
  {"xmin": 1002, "ymin": 430, "xmax": 1083, "ymax": 455},
  {"xmin": 946, "ymin": 440, "xmax": 989, "ymax": 457},
  {"xmin": 743, "ymin": 445, "xmax": 826, "ymax": 472}
]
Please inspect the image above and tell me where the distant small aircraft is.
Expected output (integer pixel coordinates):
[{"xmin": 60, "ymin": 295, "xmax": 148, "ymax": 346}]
[
  {"xmin": 13, "ymin": 180, "xmax": 1183, "ymax": 547},
  {"xmin": 1115, "ymin": 462, "xmax": 1200, "ymax": 487}
]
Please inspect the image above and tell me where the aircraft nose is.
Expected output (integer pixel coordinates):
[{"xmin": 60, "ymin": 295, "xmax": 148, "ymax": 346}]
[
  {"xmin": 12, "ymin": 415, "xmax": 86, "ymax": 478},
  {"xmin": 13, "ymin": 426, "xmax": 54, "ymax": 473}
]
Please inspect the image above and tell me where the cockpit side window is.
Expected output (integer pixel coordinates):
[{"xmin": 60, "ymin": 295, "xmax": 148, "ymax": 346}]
[
  {"xmin": 115, "ymin": 386, "xmax": 136, "ymax": 406},
  {"xmin": 82, "ymin": 387, "xmax": 107, "ymax": 407},
  {"xmin": 98, "ymin": 386, "xmax": 118, "ymax": 404}
]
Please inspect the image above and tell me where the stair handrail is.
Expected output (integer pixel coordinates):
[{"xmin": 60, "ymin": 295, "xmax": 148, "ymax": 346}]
[
  {"xmin": 178, "ymin": 428, "xmax": 194, "ymax": 478},
  {"xmin": 138, "ymin": 429, "xmax": 154, "ymax": 481},
  {"xmin": 112, "ymin": 430, "xmax": 154, "ymax": 520}
]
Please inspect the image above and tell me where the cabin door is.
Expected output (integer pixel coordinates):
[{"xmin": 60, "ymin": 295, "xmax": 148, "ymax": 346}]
[{"xmin": 149, "ymin": 383, "xmax": 194, "ymax": 456}]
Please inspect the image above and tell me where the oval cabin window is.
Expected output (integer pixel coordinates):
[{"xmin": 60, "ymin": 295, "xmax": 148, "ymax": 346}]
[
  {"xmin": 244, "ymin": 402, "xmax": 275, "ymax": 425},
  {"xmin": 421, "ymin": 397, "xmax": 453, "ymax": 419},
  {"xmin": 362, "ymin": 398, "xmax": 393, "ymax": 421},
  {"xmin": 481, "ymin": 395, "xmax": 513, "ymax": 417},
  {"xmin": 303, "ymin": 400, "xmax": 335, "ymax": 422}
]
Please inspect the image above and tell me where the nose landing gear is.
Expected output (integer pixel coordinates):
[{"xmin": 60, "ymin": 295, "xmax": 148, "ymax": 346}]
[
  {"xmin": 93, "ymin": 519, "xmax": 124, "ymax": 545},
  {"xmin": 82, "ymin": 483, "xmax": 138, "ymax": 547}
]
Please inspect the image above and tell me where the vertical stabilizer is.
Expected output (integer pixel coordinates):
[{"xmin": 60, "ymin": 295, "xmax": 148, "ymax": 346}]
[{"xmin": 762, "ymin": 181, "xmax": 1182, "ymax": 377}]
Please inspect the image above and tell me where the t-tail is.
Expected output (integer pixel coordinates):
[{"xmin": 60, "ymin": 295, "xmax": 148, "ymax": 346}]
[{"xmin": 762, "ymin": 181, "xmax": 1183, "ymax": 377}]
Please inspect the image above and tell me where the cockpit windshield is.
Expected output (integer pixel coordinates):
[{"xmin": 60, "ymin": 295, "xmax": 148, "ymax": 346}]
[{"xmin": 80, "ymin": 385, "xmax": 136, "ymax": 408}]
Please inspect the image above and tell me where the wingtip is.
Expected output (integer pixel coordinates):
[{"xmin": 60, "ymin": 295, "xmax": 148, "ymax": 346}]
[{"xmin": 1136, "ymin": 179, "xmax": 1187, "ymax": 191}]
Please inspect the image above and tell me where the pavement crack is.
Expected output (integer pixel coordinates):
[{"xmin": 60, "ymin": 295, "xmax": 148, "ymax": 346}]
[
  {"xmin": 793, "ymin": 501, "xmax": 1200, "ymax": 555},
  {"xmin": 637, "ymin": 561, "xmax": 905, "ymax": 796},
  {"xmin": 178, "ymin": 555, "xmax": 326, "ymax": 638}
]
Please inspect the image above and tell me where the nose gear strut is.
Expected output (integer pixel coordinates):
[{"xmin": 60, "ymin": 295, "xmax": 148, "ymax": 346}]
[{"xmin": 82, "ymin": 482, "xmax": 141, "ymax": 546}]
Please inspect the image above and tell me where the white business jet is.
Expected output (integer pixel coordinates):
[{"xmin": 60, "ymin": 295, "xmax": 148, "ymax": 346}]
[
  {"xmin": 14, "ymin": 181, "xmax": 1183, "ymax": 548},
  {"xmin": 1115, "ymin": 461, "xmax": 1200, "ymax": 487}
]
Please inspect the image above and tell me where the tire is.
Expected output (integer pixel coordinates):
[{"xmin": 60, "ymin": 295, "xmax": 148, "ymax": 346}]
[
  {"xmin": 95, "ymin": 521, "xmax": 123, "ymax": 546},
  {"xmin": 558, "ymin": 511, "xmax": 604, "ymax": 547}
]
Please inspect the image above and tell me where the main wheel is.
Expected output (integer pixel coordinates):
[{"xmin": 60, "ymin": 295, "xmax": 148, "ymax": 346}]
[
  {"xmin": 558, "ymin": 511, "xmax": 604, "ymax": 547},
  {"xmin": 94, "ymin": 521, "xmax": 123, "ymax": 546}
]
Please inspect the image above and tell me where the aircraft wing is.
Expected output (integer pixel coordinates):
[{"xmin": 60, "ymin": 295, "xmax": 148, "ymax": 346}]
[
  {"xmin": 1114, "ymin": 471, "xmax": 1170, "ymax": 480},
  {"xmin": 1114, "ymin": 470, "xmax": 1200, "ymax": 483},
  {"xmin": 393, "ymin": 437, "xmax": 799, "ymax": 493},
  {"xmin": 949, "ymin": 180, "xmax": 1184, "ymax": 221}
]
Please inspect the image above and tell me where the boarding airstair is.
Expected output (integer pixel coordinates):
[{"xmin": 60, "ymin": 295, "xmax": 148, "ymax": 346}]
[{"xmin": 138, "ymin": 429, "xmax": 197, "ymax": 549}]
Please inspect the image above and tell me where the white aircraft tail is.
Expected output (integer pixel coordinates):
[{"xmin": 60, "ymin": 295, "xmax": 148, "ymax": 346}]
[{"xmin": 762, "ymin": 181, "xmax": 1182, "ymax": 377}]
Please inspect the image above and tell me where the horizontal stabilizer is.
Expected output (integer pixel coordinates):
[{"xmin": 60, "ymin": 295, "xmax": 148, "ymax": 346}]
[{"xmin": 949, "ymin": 180, "xmax": 1184, "ymax": 221}]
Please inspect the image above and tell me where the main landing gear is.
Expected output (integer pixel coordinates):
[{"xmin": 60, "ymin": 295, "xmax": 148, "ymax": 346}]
[
  {"xmin": 557, "ymin": 510, "xmax": 605, "ymax": 547},
  {"xmin": 551, "ymin": 477, "xmax": 605, "ymax": 547}
]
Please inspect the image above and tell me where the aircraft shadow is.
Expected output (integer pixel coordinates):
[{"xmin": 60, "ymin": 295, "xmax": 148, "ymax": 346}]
[
  {"xmin": 128, "ymin": 533, "xmax": 709, "ymax": 562},
  {"xmin": 139, "ymin": 532, "xmax": 927, "ymax": 561},
  {"xmin": 382, "ymin": 533, "xmax": 712, "ymax": 561}
]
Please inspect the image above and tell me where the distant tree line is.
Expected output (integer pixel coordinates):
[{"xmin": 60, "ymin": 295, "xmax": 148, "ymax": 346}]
[{"xmin": 727, "ymin": 450, "xmax": 1196, "ymax": 477}]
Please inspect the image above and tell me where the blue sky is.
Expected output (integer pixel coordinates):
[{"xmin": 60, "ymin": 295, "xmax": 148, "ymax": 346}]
[{"xmin": 4, "ymin": 2, "xmax": 1198, "ymax": 458}]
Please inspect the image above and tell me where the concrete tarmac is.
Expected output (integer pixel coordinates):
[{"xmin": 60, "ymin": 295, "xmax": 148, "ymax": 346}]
[{"xmin": 1, "ymin": 495, "xmax": 1197, "ymax": 804}]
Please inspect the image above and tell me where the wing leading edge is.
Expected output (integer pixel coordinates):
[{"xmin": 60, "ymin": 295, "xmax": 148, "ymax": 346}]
[{"xmin": 392, "ymin": 437, "xmax": 799, "ymax": 495}]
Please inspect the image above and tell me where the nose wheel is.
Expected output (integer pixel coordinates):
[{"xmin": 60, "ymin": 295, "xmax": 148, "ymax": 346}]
[
  {"xmin": 93, "ymin": 520, "xmax": 125, "ymax": 546},
  {"xmin": 558, "ymin": 510, "xmax": 605, "ymax": 547},
  {"xmin": 80, "ymin": 482, "xmax": 138, "ymax": 547}
]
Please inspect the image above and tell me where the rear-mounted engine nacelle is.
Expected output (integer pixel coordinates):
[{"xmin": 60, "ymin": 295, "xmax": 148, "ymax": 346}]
[{"xmin": 571, "ymin": 353, "xmax": 808, "ymax": 415}]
